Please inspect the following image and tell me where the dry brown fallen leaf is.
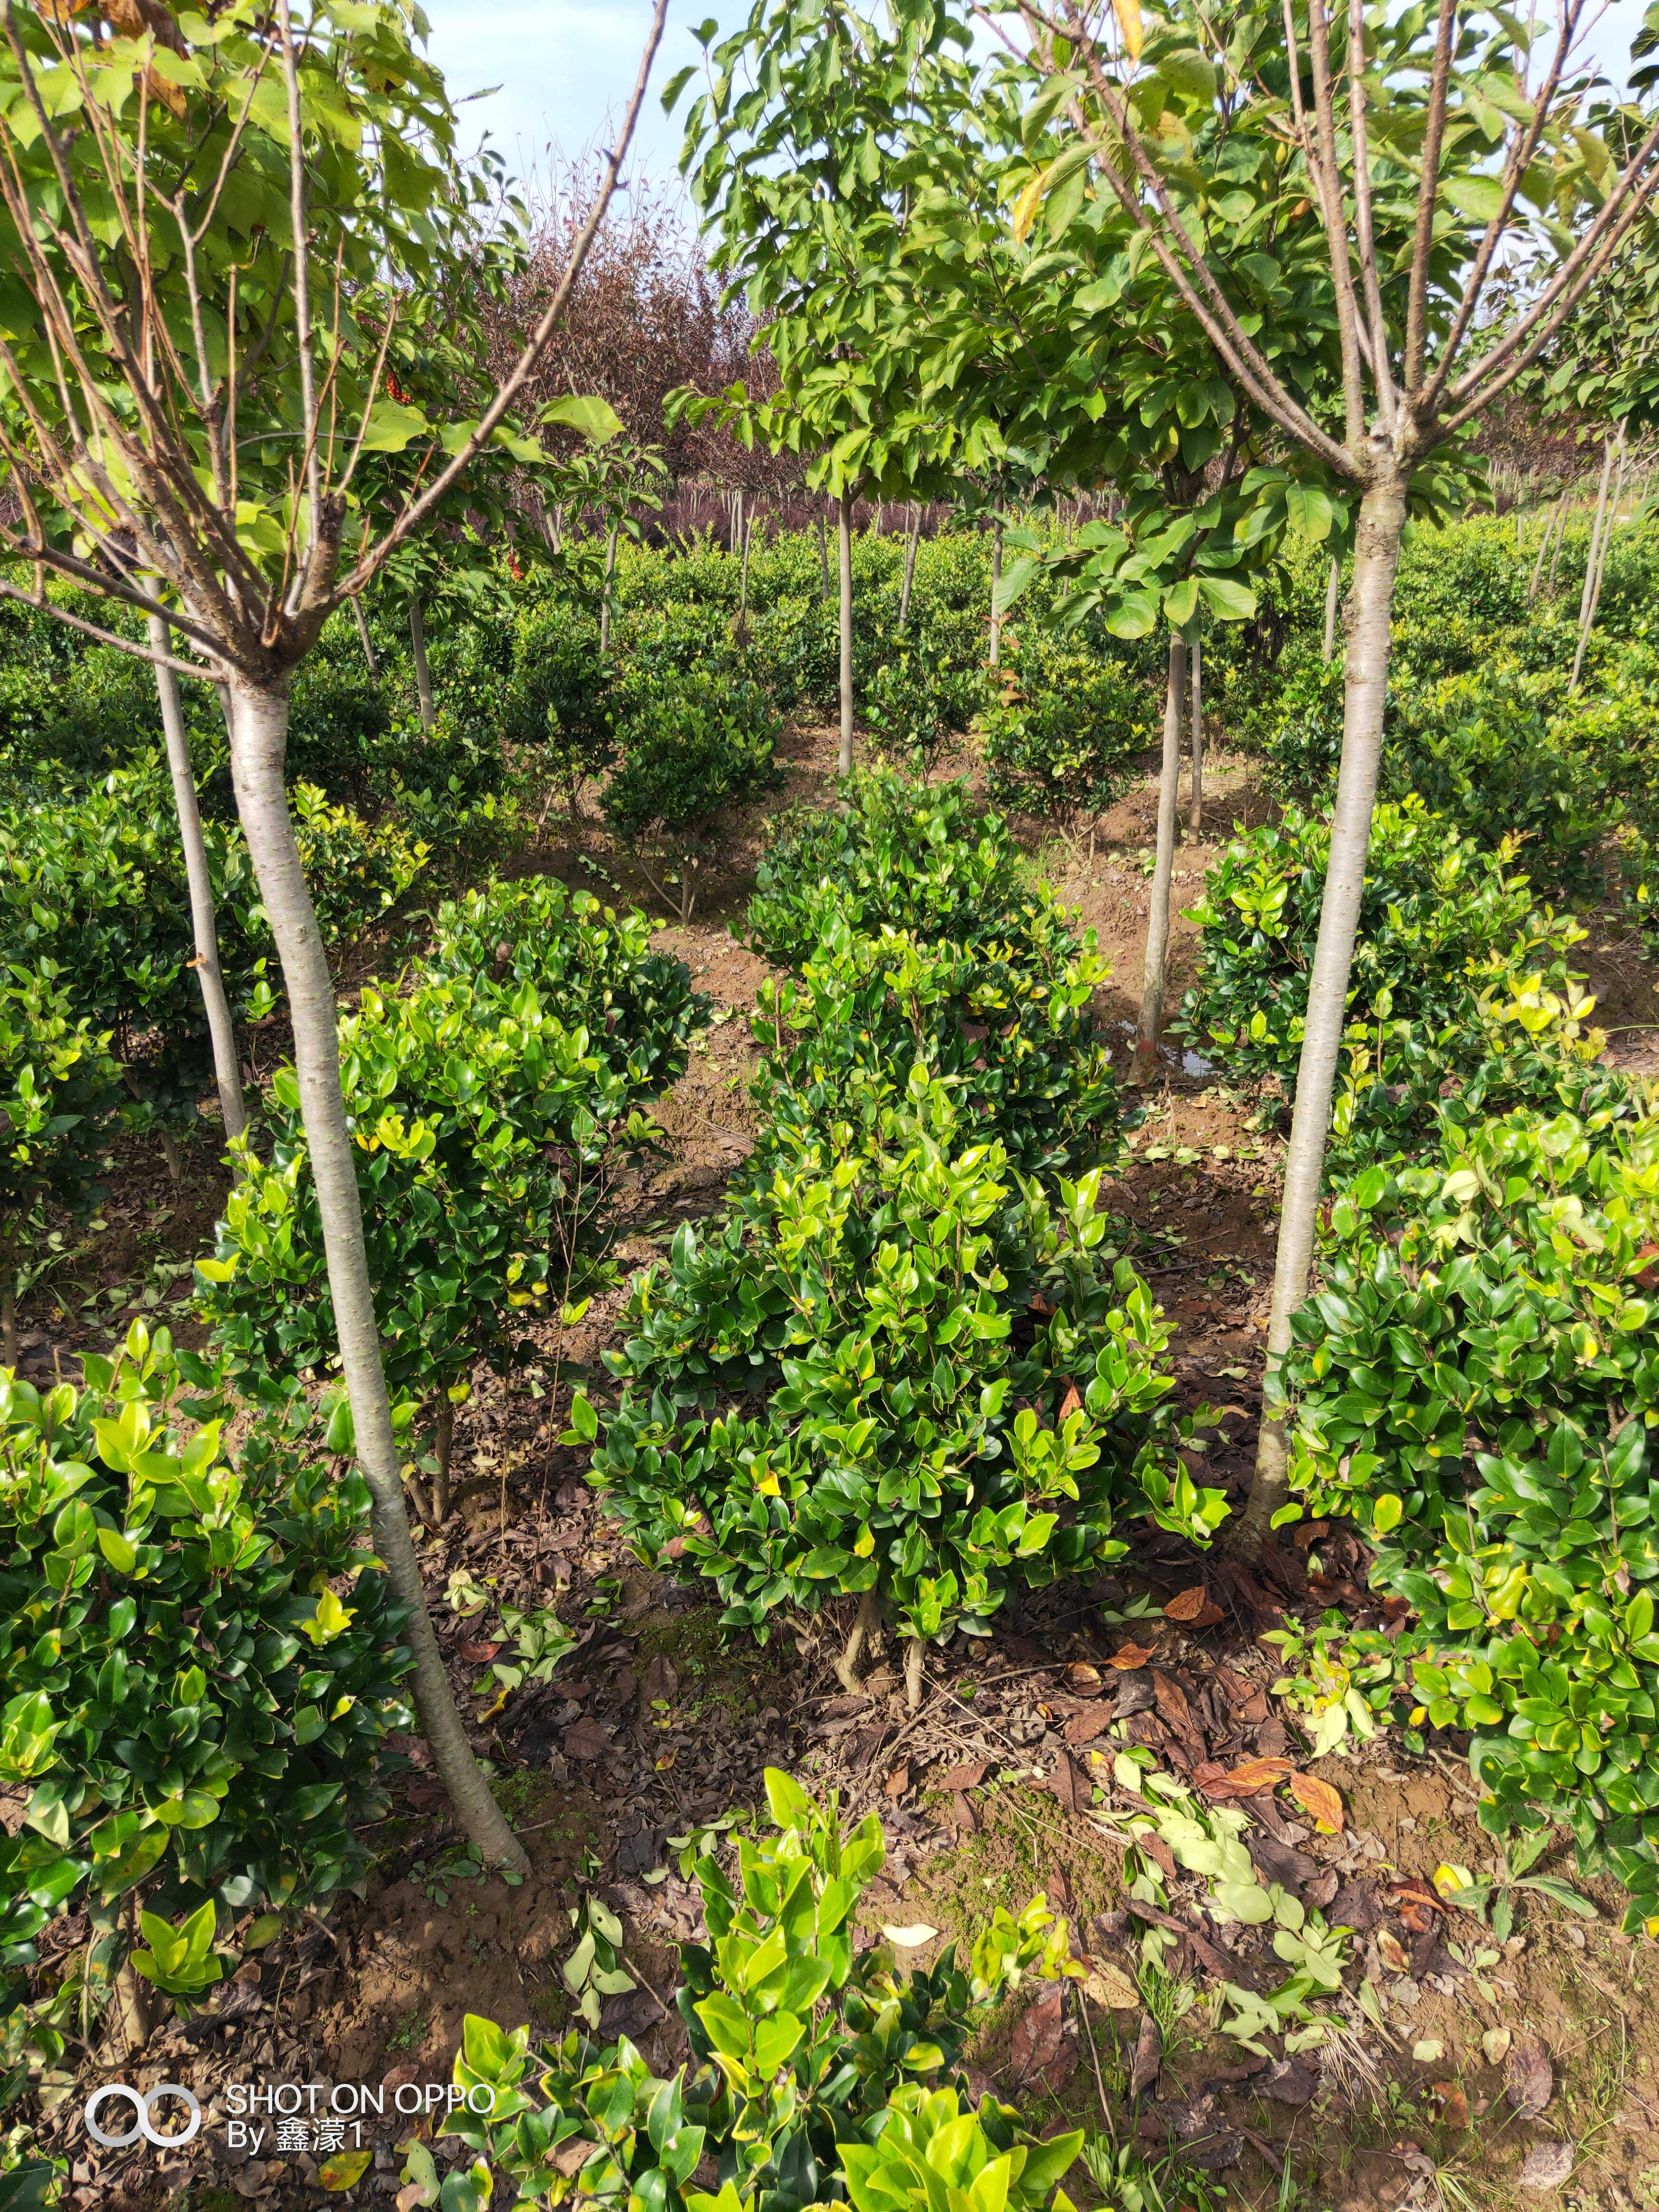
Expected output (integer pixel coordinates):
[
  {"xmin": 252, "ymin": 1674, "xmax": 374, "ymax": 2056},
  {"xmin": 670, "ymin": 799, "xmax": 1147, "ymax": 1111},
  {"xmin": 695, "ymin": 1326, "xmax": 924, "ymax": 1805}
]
[
  {"xmin": 1083, "ymin": 1960, "xmax": 1141, "ymax": 2010},
  {"xmin": 1286, "ymin": 1772, "xmax": 1345, "ymax": 1832},
  {"xmin": 1431, "ymin": 2081, "xmax": 1468, "ymax": 2129},
  {"xmin": 1057, "ymin": 1382, "xmax": 1083, "ymax": 1421},
  {"xmin": 1376, "ymin": 1930, "xmax": 1411, "ymax": 1972},
  {"xmin": 1518, "ymin": 2142, "xmax": 1574, "ymax": 2191},
  {"xmin": 1130, "ymin": 2010, "xmax": 1162, "ymax": 2099},
  {"xmin": 937, "ymin": 1760, "xmax": 988, "ymax": 1792},
  {"xmin": 1067, "ymin": 1661, "xmax": 1105, "ymax": 1695},
  {"xmin": 1164, "ymin": 1583, "xmax": 1211, "ymax": 1621},
  {"xmin": 1106, "ymin": 1641, "xmax": 1158, "ymax": 1670},
  {"xmin": 1505, "ymin": 2034, "xmax": 1554, "ymax": 2120},
  {"xmin": 1219, "ymin": 1755, "xmax": 1296, "ymax": 1793}
]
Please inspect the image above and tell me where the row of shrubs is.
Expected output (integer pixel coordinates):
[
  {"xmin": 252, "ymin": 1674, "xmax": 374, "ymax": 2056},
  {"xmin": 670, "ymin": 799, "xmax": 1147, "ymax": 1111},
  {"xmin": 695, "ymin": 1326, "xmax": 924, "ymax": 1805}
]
[
  {"xmin": 1175, "ymin": 513, "xmax": 1659, "ymax": 1928},
  {"xmin": 575, "ymin": 773, "xmax": 1228, "ymax": 1693}
]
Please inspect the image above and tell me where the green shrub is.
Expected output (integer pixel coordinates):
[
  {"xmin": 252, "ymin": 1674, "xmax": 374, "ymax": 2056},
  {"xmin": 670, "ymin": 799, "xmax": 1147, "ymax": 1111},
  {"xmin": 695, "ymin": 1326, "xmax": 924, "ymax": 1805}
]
[
  {"xmin": 1383, "ymin": 669, "xmax": 1618, "ymax": 903},
  {"xmin": 1326, "ymin": 962, "xmax": 1629, "ymax": 1175},
  {"xmin": 979, "ymin": 631, "xmax": 1151, "ymax": 826},
  {"xmin": 601, "ymin": 670, "xmax": 780, "ymax": 924},
  {"xmin": 427, "ymin": 874, "xmax": 705, "ymax": 1098},
  {"xmin": 0, "ymin": 768, "xmax": 427, "ymax": 1130},
  {"xmin": 426, "ymin": 1774, "xmax": 1082, "ymax": 2212},
  {"xmin": 1283, "ymin": 1099, "xmax": 1659, "ymax": 1930},
  {"xmin": 199, "ymin": 962, "xmax": 672, "ymax": 1505},
  {"xmin": 504, "ymin": 599, "xmax": 613, "ymax": 819},
  {"xmin": 577, "ymin": 1074, "xmax": 1222, "ymax": 1671},
  {"xmin": 751, "ymin": 916, "xmax": 1121, "ymax": 1186},
  {"xmin": 1179, "ymin": 798, "xmax": 1581, "ymax": 1098},
  {"xmin": 0, "ymin": 1327, "xmax": 411, "ymax": 2002},
  {"xmin": 1259, "ymin": 651, "xmax": 1347, "ymax": 802},
  {"xmin": 0, "ymin": 971, "xmax": 121, "ymax": 1342},
  {"xmin": 748, "ymin": 772, "xmax": 1035, "ymax": 974}
]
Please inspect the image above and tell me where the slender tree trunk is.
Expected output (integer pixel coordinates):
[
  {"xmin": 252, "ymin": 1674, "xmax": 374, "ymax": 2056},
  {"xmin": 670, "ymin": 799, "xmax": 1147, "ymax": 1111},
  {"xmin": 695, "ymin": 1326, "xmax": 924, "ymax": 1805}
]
[
  {"xmin": 1571, "ymin": 431, "xmax": 1622, "ymax": 693},
  {"xmin": 221, "ymin": 673, "xmax": 528, "ymax": 1875},
  {"xmin": 600, "ymin": 526, "xmax": 619, "ymax": 657},
  {"xmin": 835, "ymin": 1589, "xmax": 880, "ymax": 1693},
  {"xmin": 1188, "ymin": 634, "xmax": 1204, "ymax": 835},
  {"xmin": 838, "ymin": 492, "xmax": 855, "ymax": 778},
  {"xmin": 898, "ymin": 504, "xmax": 920, "ymax": 633},
  {"xmin": 1241, "ymin": 471, "xmax": 1408, "ymax": 1550},
  {"xmin": 1547, "ymin": 496, "xmax": 1568, "ymax": 595},
  {"xmin": 1322, "ymin": 559, "xmax": 1340, "ymax": 663},
  {"xmin": 817, "ymin": 502, "xmax": 830, "ymax": 600},
  {"xmin": 408, "ymin": 598, "xmax": 435, "ymax": 732},
  {"xmin": 432, "ymin": 1395, "xmax": 454, "ymax": 1525},
  {"xmin": 989, "ymin": 520, "xmax": 1004, "ymax": 669},
  {"xmin": 351, "ymin": 597, "xmax": 379, "ymax": 683},
  {"xmin": 1528, "ymin": 497, "xmax": 1562, "ymax": 601},
  {"xmin": 148, "ymin": 615, "xmax": 248, "ymax": 1149},
  {"xmin": 1137, "ymin": 631, "xmax": 1187, "ymax": 1077}
]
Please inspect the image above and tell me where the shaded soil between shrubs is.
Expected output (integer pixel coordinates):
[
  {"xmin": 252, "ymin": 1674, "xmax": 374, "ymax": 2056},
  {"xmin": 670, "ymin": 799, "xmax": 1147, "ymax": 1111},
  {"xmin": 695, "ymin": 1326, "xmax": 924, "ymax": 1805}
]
[{"xmin": 24, "ymin": 726, "xmax": 1659, "ymax": 2212}]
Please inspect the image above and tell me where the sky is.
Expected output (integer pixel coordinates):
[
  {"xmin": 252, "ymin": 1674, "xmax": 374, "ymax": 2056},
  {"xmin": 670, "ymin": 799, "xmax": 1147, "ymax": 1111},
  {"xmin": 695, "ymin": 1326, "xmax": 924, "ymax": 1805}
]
[{"xmin": 423, "ymin": 0, "xmax": 1653, "ymax": 208}]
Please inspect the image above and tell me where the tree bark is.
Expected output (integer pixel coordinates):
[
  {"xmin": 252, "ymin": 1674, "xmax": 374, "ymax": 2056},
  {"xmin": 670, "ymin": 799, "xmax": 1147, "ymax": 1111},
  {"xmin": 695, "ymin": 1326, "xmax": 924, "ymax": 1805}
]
[
  {"xmin": 1547, "ymin": 493, "xmax": 1569, "ymax": 594},
  {"xmin": 904, "ymin": 1637, "xmax": 924, "ymax": 1711},
  {"xmin": 1322, "ymin": 558, "xmax": 1340, "ymax": 663},
  {"xmin": 222, "ymin": 672, "xmax": 528, "ymax": 1874},
  {"xmin": 351, "ymin": 596, "xmax": 379, "ymax": 682},
  {"xmin": 1188, "ymin": 634, "xmax": 1204, "ymax": 835},
  {"xmin": 1571, "ymin": 429, "xmax": 1623, "ymax": 693},
  {"xmin": 737, "ymin": 496, "xmax": 754, "ymax": 625},
  {"xmin": 899, "ymin": 503, "xmax": 920, "ymax": 633},
  {"xmin": 989, "ymin": 519, "xmax": 1004, "ymax": 668},
  {"xmin": 835, "ymin": 1589, "xmax": 880, "ymax": 1693},
  {"xmin": 1136, "ymin": 631, "xmax": 1187, "ymax": 1077},
  {"xmin": 600, "ymin": 526, "xmax": 619, "ymax": 657},
  {"xmin": 817, "ymin": 502, "xmax": 830, "ymax": 600},
  {"xmin": 1527, "ymin": 497, "xmax": 1562, "ymax": 601},
  {"xmin": 1241, "ymin": 469, "xmax": 1407, "ymax": 1549},
  {"xmin": 838, "ymin": 492, "xmax": 855, "ymax": 778},
  {"xmin": 408, "ymin": 598, "xmax": 435, "ymax": 732},
  {"xmin": 148, "ymin": 614, "xmax": 248, "ymax": 1148}
]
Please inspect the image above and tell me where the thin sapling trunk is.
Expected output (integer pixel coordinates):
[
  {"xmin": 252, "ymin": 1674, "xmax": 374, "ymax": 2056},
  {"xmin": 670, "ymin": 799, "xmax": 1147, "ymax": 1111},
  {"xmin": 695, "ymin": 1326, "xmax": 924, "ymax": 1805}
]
[
  {"xmin": 600, "ymin": 526, "xmax": 619, "ymax": 657},
  {"xmin": 148, "ymin": 614, "xmax": 248, "ymax": 1148},
  {"xmin": 1242, "ymin": 472, "xmax": 1407, "ymax": 1546},
  {"xmin": 1188, "ymin": 634, "xmax": 1203, "ymax": 834},
  {"xmin": 431, "ymin": 1395, "xmax": 455, "ymax": 1525},
  {"xmin": 223, "ymin": 672, "xmax": 528, "ymax": 1874},
  {"xmin": 899, "ymin": 503, "xmax": 920, "ymax": 632},
  {"xmin": 1322, "ymin": 559, "xmax": 1340, "ymax": 663},
  {"xmin": 817, "ymin": 502, "xmax": 830, "ymax": 599},
  {"xmin": 1571, "ymin": 430, "xmax": 1623, "ymax": 692},
  {"xmin": 838, "ymin": 491, "xmax": 855, "ymax": 778},
  {"xmin": 904, "ymin": 1638, "xmax": 925, "ymax": 1711},
  {"xmin": 835, "ymin": 1588, "xmax": 880, "ymax": 1693},
  {"xmin": 1137, "ymin": 630, "xmax": 1187, "ymax": 1077},
  {"xmin": 409, "ymin": 597, "xmax": 435, "ymax": 732},
  {"xmin": 351, "ymin": 597, "xmax": 379, "ymax": 682},
  {"xmin": 989, "ymin": 519, "xmax": 1004, "ymax": 667}
]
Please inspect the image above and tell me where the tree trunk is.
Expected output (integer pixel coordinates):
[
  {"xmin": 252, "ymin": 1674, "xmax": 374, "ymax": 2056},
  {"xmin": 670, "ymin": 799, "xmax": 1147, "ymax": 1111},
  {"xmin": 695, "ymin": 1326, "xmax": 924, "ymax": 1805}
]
[
  {"xmin": 1528, "ymin": 498, "xmax": 1562, "ymax": 601},
  {"xmin": 148, "ymin": 614, "xmax": 248, "ymax": 1149},
  {"xmin": 221, "ymin": 672, "xmax": 528, "ymax": 1875},
  {"xmin": 350, "ymin": 596, "xmax": 379, "ymax": 683},
  {"xmin": 817, "ymin": 502, "xmax": 830, "ymax": 600},
  {"xmin": 904, "ymin": 1637, "xmax": 924, "ymax": 1711},
  {"xmin": 1322, "ymin": 559, "xmax": 1340, "ymax": 663},
  {"xmin": 1547, "ymin": 493, "xmax": 1569, "ymax": 594},
  {"xmin": 835, "ymin": 1589, "xmax": 880, "ymax": 1693},
  {"xmin": 737, "ymin": 497, "xmax": 754, "ymax": 624},
  {"xmin": 600, "ymin": 526, "xmax": 619, "ymax": 657},
  {"xmin": 408, "ymin": 598, "xmax": 435, "ymax": 732},
  {"xmin": 1188, "ymin": 634, "xmax": 1204, "ymax": 835},
  {"xmin": 989, "ymin": 519, "xmax": 1004, "ymax": 668},
  {"xmin": 1241, "ymin": 470, "xmax": 1407, "ymax": 1549},
  {"xmin": 432, "ymin": 1395, "xmax": 454, "ymax": 1525},
  {"xmin": 1136, "ymin": 631, "xmax": 1187, "ymax": 1078},
  {"xmin": 838, "ymin": 492, "xmax": 855, "ymax": 779},
  {"xmin": 898, "ymin": 504, "xmax": 920, "ymax": 633},
  {"xmin": 1571, "ymin": 431, "xmax": 1622, "ymax": 694}
]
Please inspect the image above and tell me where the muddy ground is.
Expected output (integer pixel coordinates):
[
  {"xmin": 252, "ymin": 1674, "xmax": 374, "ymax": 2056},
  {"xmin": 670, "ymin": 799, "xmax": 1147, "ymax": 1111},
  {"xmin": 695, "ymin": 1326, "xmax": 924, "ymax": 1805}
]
[{"xmin": 19, "ymin": 723, "xmax": 1659, "ymax": 2212}]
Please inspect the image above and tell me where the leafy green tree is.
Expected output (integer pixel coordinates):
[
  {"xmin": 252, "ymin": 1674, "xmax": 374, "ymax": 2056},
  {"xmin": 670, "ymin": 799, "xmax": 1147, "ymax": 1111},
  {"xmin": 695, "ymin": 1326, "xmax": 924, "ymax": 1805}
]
[
  {"xmin": 0, "ymin": 0, "xmax": 669, "ymax": 1872},
  {"xmin": 997, "ymin": 0, "xmax": 1659, "ymax": 1535}
]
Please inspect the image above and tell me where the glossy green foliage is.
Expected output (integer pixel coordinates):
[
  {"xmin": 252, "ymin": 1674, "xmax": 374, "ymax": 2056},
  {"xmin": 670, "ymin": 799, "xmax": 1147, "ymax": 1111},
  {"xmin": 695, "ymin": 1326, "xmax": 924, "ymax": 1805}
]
[
  {"xmin": 427, "ymin": 876, "xmax": 705, "ymax": 1101},
  {"xmin": 1258, "ymin": 650, "xmax": 1347, "ymax": 803},
  {"xmin": 1180, "ymin": 798, "xmax": 1583, "ymax": 1097},
  {"xmin": 0, "ymin": 765, "xmax": 427, "ymax": 1123},
  {"xmin": 504, "ymin": 600, "xmax": 613, "ymax": 809},
  {"xmin": 1283, "ymin": 1103, "xmax": 1659, "ymax": 1927},
  {"xmin": 580, "ymin": 1074, "xmax": 1219, "ymax": 1650},
  {"xmin": 750, "ymin": 916, "xmax": 1120, "ymax": 1187},
  {"xmin": 199, "ymin": 909, "xmax": 695, "ymax": 1412},
  {"xmin": 0, "ymin": 971, "xmax": 120, "ymax": 1256},
  {"xmin": 431, "ymin": 1775, "xmax": 1082, "ymax": 2212},
  {"xmin": 0, "ymin": 1328, "xmax": 411, "ymax": 1985},
  {"xmin": 748, "ymin": 772, "xmax": 1036, "ymax": 974},
  {"xmin": 979, "ymin": 628, "xmax": 1152, "ymax": 823}
]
